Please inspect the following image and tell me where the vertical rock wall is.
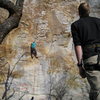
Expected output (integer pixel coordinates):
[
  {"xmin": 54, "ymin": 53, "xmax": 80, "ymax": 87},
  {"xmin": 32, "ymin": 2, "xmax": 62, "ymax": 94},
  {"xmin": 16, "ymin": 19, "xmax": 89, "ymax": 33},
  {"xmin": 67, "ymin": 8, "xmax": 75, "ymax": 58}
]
[{"xmin": 0, "ymin": 0, "xmax": 100, "ymax": 100}]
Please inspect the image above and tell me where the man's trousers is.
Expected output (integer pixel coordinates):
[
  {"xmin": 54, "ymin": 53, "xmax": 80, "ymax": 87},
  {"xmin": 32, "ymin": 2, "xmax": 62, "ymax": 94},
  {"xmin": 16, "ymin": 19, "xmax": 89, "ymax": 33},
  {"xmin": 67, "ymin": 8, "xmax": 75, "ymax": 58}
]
[{"xmin": 84, "ymin": 55, "xmax": 100, "ymax": 100}]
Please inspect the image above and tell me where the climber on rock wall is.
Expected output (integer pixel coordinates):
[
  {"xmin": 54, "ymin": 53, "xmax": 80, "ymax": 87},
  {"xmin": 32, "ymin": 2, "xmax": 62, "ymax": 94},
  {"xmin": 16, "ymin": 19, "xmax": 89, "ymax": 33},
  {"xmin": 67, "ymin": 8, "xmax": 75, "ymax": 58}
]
[
  {"xmin": 71, "ymin": 2, "xmax": 100, "ymax": 100},
  {"xmin": 31, "ymin": 41, "xmax": 38, "ymax": 59}
]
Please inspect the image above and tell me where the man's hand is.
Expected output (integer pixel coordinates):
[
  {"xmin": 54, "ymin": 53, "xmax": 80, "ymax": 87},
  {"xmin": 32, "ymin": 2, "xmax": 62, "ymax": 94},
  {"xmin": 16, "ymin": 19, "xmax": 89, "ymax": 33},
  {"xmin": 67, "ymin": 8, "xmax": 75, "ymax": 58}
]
[{"xmin": 79, "ymin": 67, "xmax": 86, "ymax": 78}]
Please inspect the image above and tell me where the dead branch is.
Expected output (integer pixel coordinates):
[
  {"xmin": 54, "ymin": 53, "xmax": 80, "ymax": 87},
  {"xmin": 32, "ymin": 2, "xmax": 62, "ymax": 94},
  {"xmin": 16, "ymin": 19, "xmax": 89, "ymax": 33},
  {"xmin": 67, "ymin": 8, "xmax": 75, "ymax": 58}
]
[
  {"xmin": 0, "ymin": 0, "xmax": 24, "ymax": 43},
  {"xmin": 1, "ymin": 52, "xmax": 27, "ymax": 100}
]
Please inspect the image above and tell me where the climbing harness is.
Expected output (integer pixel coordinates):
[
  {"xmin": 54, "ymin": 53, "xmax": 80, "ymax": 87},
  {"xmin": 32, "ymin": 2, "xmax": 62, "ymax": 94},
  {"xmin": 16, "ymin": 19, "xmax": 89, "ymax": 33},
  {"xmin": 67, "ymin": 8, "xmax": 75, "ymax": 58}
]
[{"xmin": 83, "ymin": 44, "xmax": 100, "ymax": 71}]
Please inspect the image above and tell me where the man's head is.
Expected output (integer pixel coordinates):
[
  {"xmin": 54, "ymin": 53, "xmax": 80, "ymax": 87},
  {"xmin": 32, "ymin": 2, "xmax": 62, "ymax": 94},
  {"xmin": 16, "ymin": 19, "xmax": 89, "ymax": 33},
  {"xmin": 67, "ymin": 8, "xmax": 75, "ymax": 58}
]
[{"xmin": 78, "ymin": 2, "xmax": 90, "ymax": 17}]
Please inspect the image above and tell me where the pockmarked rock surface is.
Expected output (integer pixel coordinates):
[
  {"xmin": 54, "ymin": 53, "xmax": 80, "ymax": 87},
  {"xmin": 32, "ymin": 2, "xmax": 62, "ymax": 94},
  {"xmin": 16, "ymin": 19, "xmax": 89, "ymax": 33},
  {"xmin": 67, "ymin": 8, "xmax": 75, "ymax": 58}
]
[{"xmin": 0, "ymin": 0, "xmax": 100, "ymax": 100}]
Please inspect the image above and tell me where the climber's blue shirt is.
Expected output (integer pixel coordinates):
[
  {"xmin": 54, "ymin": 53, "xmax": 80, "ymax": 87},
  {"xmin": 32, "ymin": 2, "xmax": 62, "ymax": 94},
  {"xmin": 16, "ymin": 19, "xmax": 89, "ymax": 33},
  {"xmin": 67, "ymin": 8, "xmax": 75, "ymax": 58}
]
[{"xmin": 31, "ymin": 42, "xmax": 36, "ymax": 48}]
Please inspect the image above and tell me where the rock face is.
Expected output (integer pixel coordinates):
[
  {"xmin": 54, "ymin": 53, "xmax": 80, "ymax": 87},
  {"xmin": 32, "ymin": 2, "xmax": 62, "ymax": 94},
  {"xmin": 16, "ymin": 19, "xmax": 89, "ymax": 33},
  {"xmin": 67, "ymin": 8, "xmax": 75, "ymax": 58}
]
[{"xmin": 0, "ymin": 0, "xmax": 100, "ymax": 100}]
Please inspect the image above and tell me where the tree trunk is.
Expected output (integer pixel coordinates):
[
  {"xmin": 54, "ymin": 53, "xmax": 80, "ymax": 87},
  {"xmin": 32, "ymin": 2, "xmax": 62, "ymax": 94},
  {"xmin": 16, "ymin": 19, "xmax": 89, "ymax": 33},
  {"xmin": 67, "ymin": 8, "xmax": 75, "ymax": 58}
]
[{"xmin": 0, "ymin": 0, "xmax": 24, "ymax": 44}]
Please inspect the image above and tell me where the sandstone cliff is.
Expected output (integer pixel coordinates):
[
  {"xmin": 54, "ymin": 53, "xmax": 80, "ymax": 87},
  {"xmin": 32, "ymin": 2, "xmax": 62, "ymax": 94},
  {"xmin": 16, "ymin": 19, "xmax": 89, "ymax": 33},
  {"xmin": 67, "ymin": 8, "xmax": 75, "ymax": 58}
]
[{"xmin": 0, "ymin": 0, "xmax": 100, "ymax": 100}]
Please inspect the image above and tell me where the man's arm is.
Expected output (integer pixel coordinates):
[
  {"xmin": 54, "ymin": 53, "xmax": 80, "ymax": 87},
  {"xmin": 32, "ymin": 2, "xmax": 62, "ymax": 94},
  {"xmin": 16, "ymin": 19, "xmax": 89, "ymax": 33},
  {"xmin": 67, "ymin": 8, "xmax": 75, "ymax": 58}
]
[
  {"xmin": 75, "ymin": 45, "xmax": 83, "ymax": 65},
  {"xmin": 75, "ymin": 45, "xmax": 86, "ymax": 78},
  {"xmin": 71, "ymin": 23, "xmax": 86, "ymax": 78}
]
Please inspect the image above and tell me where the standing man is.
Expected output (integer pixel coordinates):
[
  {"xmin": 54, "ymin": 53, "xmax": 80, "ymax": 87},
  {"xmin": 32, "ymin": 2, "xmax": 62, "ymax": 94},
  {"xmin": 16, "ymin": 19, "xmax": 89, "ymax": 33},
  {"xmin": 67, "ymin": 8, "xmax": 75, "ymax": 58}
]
[{"xmin": 71, "ymin": 2, "xmax": 100, "ymax": 100}]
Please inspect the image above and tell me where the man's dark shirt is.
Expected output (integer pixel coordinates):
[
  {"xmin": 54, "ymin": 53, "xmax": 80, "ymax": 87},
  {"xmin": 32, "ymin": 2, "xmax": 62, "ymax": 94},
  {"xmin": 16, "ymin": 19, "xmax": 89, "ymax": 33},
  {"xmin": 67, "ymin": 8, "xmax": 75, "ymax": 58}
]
[{"xmin": 71, "ymin": 16, "xmax": 100, "ymax": 59}]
